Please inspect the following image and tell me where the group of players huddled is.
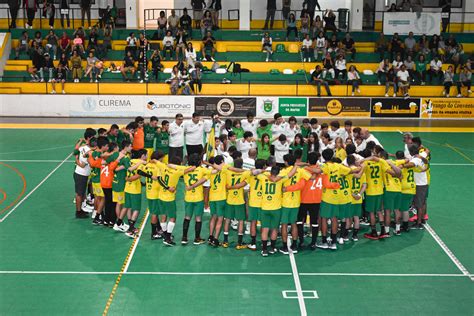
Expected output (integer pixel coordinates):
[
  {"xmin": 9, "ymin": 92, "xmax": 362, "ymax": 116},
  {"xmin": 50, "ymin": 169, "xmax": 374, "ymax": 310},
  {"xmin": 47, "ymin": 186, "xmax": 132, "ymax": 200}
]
[{"xmin": 73, "ymin": 112, "xmax": 430, "ymax": 256}]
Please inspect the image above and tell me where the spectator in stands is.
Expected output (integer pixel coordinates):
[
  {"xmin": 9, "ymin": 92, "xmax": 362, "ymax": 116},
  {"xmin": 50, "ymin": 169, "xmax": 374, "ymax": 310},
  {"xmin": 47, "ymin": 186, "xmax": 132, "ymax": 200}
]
[
  {"xmin": 389, "ymin": 33, "xmax": 403, "ymax": 61},
  {"xmin": 72, "ymin": 33, "xmax": 85, "ymax": 55},
  {"xmin": 175, "ymin": 29, "xmax": 187, "ymax": 61},
  {"xmin": 58, "ymin": 52, "xmax": 69, "ymax": 70},
  {"xmin": 263, "ymin": 0, "xmax": 276, "ymax": 30},
  {"xmin": 286, "ymin": 13, "xmax": 298, "ymax": 41},
  {"xmin": 98, "ymin": 0, "xmax": 109, "ymax": 27},
  {"xmin": 446, "ymin": 35, "xmax": 461, "ymax": 70},
  {"xmin": 85, "ymin": 51, "xmax": 99, "ymax": 82},
  {"xmin": 410, "ymin": 0, "xmax": 423, "ymax": 18},
  {"xmin": 201, "ymin": 10, "xmax": 214, "ymax": 38},
  {"xmin": 392, "ymin": 53, "xmax": 403, "ymax": 72},
  {"xmin": 40, "ymin": 53, "xmax": 54, "ymax": 82},
  {"xmin": 429, "ymin": 55, "xmax": 443, "ymax": 84},
  {"xmin": 314, "ymin": 31, "xmax": 326, "ymax": 61},
  {"xmin": 190, "ymin": 63, "xmax": 203, "ymax": 94},
  {"xmin": 28, "ymin": 47, "xmax": 42, "ymax": 82},
  {"xmin": 71, "ymin": 50, "xmax": 82, "ymax": 82},
  {"xmin": 121, "ymin": 51, "xmax": 136, "ymax": 82},
  {"xmin": 418, "ymin": 34, "xmax": 430, "ymax": 56},
  {"xmin": 303, "ymin": 0, "xmax": 321, "ymax": 26},
  {"xmin": 80, "ymin": 0, "xmax": 91, "ymax": 28},
  {"xmin": 126, "ymin": 32, "xmax": 138, "ymax": 59},
  {"xmin": 15, "ymin": 31, "xmax": 29, "ymax": 59},
  {"xmin": 32, "ymin": 31, "xmax": 43, "ymax": 48},
  {"xmin": 334, "ymin": 54, "xmax": 347, "ymax": 80},
  {"xmin": 24, "ymin": 0, "xmax": 37, "ymax": 29},
  {"xmin": 404, "ymin": 32, "xmax": 418, "ymax": 57},
  {"xmin": 192, "ymin": 0, "xmax": 207, "ymax": 29},
  {"xmin": 45, "ymin": 30, "xmax": 59, "ymax": 60},
  {"xmin": 58, "ymin": 32, "xmax": 71, "ymax": 57},
  {"xmin": 168, "ymin": 65, "xmax": 180, "ymax": 94},
  {"xmin": 398, "ymin": 0, "xmax": 410, "ymax": 11},
  {"xmin": 185, "ymin": 42, "xmax": 198, "ymax": 67},
  {"xmin": 375, "ymin": 33, "xmax": 388, "ymax": 61},
  {"xmin": 404, "ymin": 55, "xmax": 416, "ymax": 83},
  {"xmin": 384, "ymin": 66, "xmax": 397, "ymax": 97},
  {"xmin": 387, "ymin": 3, "xmax": 398, "ymax": 11},
  {"xmin": 180, "ymin": 8, "xmax": 193, "ymax": 39},
  {"xmin": 8, "ymin": 0, "xmax": 20, "ymax": 29},
  {"xmin": 437, "ymin": 35, "xmax": 447, "ymax": 61},
  {"xmin": 322, "ymin": 53, "xmax": 335, "ymax": 79},
  {"xmin": 302, "ymin": 34, "xmax": 313, "ymax": 62},
  {"xmin": 157, "ymin": 11, "xmax": 168, "ymax": 40},
  {"xmin": 396, "ymin": 64, "xmax": 410, "ymax": 98},
  {"xmin": 282, "ymin": 0, "xmax": 291, "ymax": 20},
  {"xmin": 312, "ymin": 15, "xmax": 324, "ymax": 38},
  {"xmin": 429, "ymin": 34, "xmax": 440, "ymax": 57},
  {"xmin": 327, "ymin": 33, "xmax": 339, "ymax": 56},
  {"xmin": 201, "ymin": 31, "xmax": 216, "ymax": 61},
  {"xmin": 441, "ymin": 0, "xmax": 451, "ymax": 33},
  {"xmin": 300, "ymin": 10, "xmax": 311, "ymax": 39},
  {"xmin": 102, "ymin": 25, "xmax": 113, "ymax": 55},
  {"xmin": 341, "ymin": 32, "xmax": 356, "ymax": 62},
  {"xmin": 415, "ymin": 54, "xmax": 427, "ymax": 85},
  {"xmin": 150, "ymin": 49, "xmax": 164, "ymax": 82},
  {"xmin": 442, "ymin": 65, "xmax": 454, "ymax": 97},
  {"xmin": 210, "ymin": 0, "xmax": 222, "ymax": 28},
  {"xmin": 168, "ymin": 9, "xmax": 179, "ymax": 36},
  {"xmin": 323, "ymin": 9, "xmax": 337, "ymax": 33},
  {"xmin": 59, "ymin": 0, "xmax": 70, "ymax": 28},
  {"xmin": 87, "ymin": 27, "xmax": 99, "ymax": 52},
  {"xmin": 456, "ymin": 66, "xmax": 472, "ymax": 97},
  {"xmin": 44, "ymin": 1, "xmax": 55, "ymax": 29},
  {"xmin": 376, "ymin": 58, "xmax": 389, "ymax": 85},
  {"xmin": 162, "ymin": 30, "xmax": 175, "ymax": 60},
  {"xmin": 347, "ymin": 65, "xmax": 361, "ymax": 96},
  {"xmin": 261, "ymin": 32, "xmax": 273, "ymax": 62},
  {"xmin": 51, "ymin": 63, "xmax": 67, "ymax": 94},
  {"xmin": 138, "ymin": 32, "xmax": 149, "ymax": 53}
]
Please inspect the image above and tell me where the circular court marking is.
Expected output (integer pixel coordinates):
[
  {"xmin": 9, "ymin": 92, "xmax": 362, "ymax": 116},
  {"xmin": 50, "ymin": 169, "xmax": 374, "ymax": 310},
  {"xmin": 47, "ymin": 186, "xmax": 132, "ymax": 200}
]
[
  {"xmin": 0, "ymin": 162, "xmax": 27, "ymax": 215},
  {"xmin": 0, "ymin": 189, "xmax": 6, "ymax": 204}
]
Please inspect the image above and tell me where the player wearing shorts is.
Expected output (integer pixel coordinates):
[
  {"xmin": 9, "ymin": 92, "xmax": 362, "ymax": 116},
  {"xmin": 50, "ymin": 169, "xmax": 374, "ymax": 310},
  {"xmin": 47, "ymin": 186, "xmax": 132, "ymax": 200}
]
[
  {"xmin": 223, "ymin": 158, "xmax": 251, "ymax": 249},
  {"xmin": 182, "ymin": 153, "xmax": 211, "ymax": 245},
  {"xmin": 279, "ymin": 154, "xmax": 310, "ymax": 254},
  {"xmin": 155, "ymin": 120, "xmax": 170, "ymax": 164},
  {"xmin": 333, "ymin": 157, "xmax": 354, "ymax": 245},
  {"xmin": 396, "ymin": 151, "xmax": 416, "ymax": 233},
  {"xmin": 411, "ymin": 137, "xmax": 431, "ymax": 222},
  {"xmin": 73, "ymin": 129, "xmax": 96, "ymax": 218},
  {"xmin": 123, "ymin": 149, "xmax": 147, "ymax": 238},
  {"xmin": 88, "ymin": 136, "xmax": 110, "ymax": 224},
  {"xmin": 258, "ymin": 166, "xmax": 286, "ymax": 257},
  {"xmin": 207, "ymin": 155, "xmax": 228, "ymax": 247},
  {"xmin": 246, "ymin": 159, "xmax": 267, "ymax": 250},
  {"xmin": 112, "ymin": 141, "xmax": 132, "ymax": 233},
  {"xmin": 346, "ymin": 155, "xmax": 367, "ymax": 241},
  {"xmin": 380, "ymin": 152, "xmax": 403, "ymax": 237},
  {"xmin": 144, "ymin": 116, "xmax": 159, "ymax": 161}
]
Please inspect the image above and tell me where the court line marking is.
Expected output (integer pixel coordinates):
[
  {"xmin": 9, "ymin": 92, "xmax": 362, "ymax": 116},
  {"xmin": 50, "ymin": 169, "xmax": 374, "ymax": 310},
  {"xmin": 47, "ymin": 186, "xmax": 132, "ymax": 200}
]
[
  {"xmin": 283, "ymin": 290, "xmax": 319, "ymax": 299},
  {"xmin": 0, "ymin": 159, "xmax": 75, "ymax": 163},
  {"xmin": 424, "ymin": 224, "xmax": 474, "ymax": 282},
  {"xmin": 288, "ymin": 237, "xmax": 307, "ymax": 316},
  {"xmin": 0, "ymin": 145, "xmax": 73, "ymax": 155},
  {"xmin": 445, "ymin": 143, "xmax": 474, "ymax": 164},
  {"xmin": 0, "ymin": 153, "xmax": 72, "ymax": 223},
  {"xmin": 0, "ymin": 271, "xmax": 470, "ymax": 278},
  {"xmin": 103, "ymin": 210, "xmax": 149, "ymax": 316}
]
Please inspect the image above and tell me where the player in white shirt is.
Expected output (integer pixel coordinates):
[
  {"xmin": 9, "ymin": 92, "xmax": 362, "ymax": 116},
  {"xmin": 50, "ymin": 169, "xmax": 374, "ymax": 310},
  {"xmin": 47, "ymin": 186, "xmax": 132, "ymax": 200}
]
[
  {"xmin": 271, "ymin": 113, "xmax": 288, "ymax": 139},
  {"xmin": 168, "ymin": 113, "xmax": 185, "ymax": 160},
  {"xmin": 237, "ymin": 131, "xmax": 256, "ymax": 159},
  {"xmin": 183, "ymin": 112, "xmax": 212, "ymax": 157},
  {"xmin": 241, "ymin": 112, "xmax": 259, "ymax": 137},
  {"xmin": 403, "ymin": 132, "xmax": 413, "ymax": 159},
  {"xmin": 273, "ymin": 134, "xmax": 290, "ymax": 166},
  {"xmin": 285, "ymin": 116, "xmax": 301, "ymax": 143},
  {"xmin": 73, "ymin": 129, "xmax": 96, "ymax": 218}
]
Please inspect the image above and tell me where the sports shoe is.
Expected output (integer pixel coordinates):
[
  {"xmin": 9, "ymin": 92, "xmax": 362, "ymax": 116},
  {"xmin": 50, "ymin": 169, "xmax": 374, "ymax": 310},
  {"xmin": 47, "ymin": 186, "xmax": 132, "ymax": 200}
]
[
  {"xmin": 268, "ymin": 247, "xmax": 277, "ymax": 255},
  {"xmin": 409, "ymin": 214, "xmax": 418, "ymax": 222},
  {"xmin": 163, "ymin": 238, "xmax": 176, "ymax": 246},
  {"xmin": 379, "ymin": 231, "xmax": 390, "ymax": 238},
  {"xmin": 338, "ymin": 237, "xmax": 344, "ymax": 245},
  {"xmin": 413, "ymin": 223, "xmax": 425, "ymax": 230},
  {"xmin": 316, "ymin": 241, "xmax": 329, "ymax": 249},
  {"xmin": 75, "ymin": 211, "xmax": 89, "ymax": 218},
  {"xmin": 207, "ymin": 236, "xmax": 213, "ymax": 244},
  {"xmin": 221, "ymin": 241, "xmax": 229, "ymax": 248},
  {"xmin": 309, "ymin": 243, "xmax": 317, "ymax": 251},
  {"xmin": 193, "ymin": 238, "xmax": 206, "ymax": 245},
  {"xmin": 303, "ymin": 58, "xmax": 307, "ymax": 62},
  {"xmin": 265, "ymin": 58, "xmax": 269, "ymax": 62},
  {"xmin": 261, "ymin": 250, "xmax": 269, "ymax": 257},
  {"xmin": 247, "ymin": 243, "xmax": 257, "ymax": 251},
  {"xmin": 364, "ymin": 232, "xmax": 379, "ymax": 240},
  {"xmin": 92, "ymin": 217, "xmax": 101, "ymax": 225},
  {"xmin": 113, "ymin": 223, "xmax": 126, "ymax": 232},
  {"xmin": 457, "ymin": 94, "xmax": 462, "ymax": 98},
  {"xmin": 424, "ymin": 214, "xmax": 429, "ymax": 221},
  {"xmin": 151, "ymin": 231, "xmax": 163, "ymax": 240},
  {"xmin": 236, "ymin": 243, "xmax": 247, "ymax": 250},
  {"xmin": 329, "ymin": 242, "xmax": 337, "ymax": 250},
  {"xmin": 91, "ymin": 210, "xmax": 97, "ymax": 219},
  {"xmin": 211, "ymin": 238, "xmax": 219, "ymax": 247},
  {"xmin": 395, "ymin": 230, "xmax": 401, "ymax": 236},
  {"xmin": 360, "ymin": 218, "xmax": 369, "ymax": 225},
  {"xmin": 290, "ymin": 244, "xmax": 298, "ymax": 254},
  {"xmin": 352, "ymin": 234, "xmax": 359, "ymax": 241},
  {"xmin": 181, "ymin": 237, "xmax": 189, "ymax": 245},
  {"xmin": 125, "ymin": 231, "xmax": 136, "ymax": 238},
  {"xmin": 279, "ymin": 246, "xmax": 289, "ymax": 255}
]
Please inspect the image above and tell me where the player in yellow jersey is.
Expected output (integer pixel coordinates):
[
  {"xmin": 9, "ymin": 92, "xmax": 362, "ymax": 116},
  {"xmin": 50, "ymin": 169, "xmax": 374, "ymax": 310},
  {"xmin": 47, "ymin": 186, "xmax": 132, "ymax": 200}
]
[
  {"xmin": 379, "ymin": 151, "xmax": 403, "ymax": 238},
  {"xmin": 223, "ymin": 158, "xmax": 251, "ymax": 249},
  {"xmin": 346, "ymin": 155, "xmax": 367, "ymax": 242},
  {"xmin": 332, "ymin": 156, "xmax": 355, "ymax": 246},
  {"xmin": 182, "ymin": 153, "xmax": 211, "ymax": 246},
  {"xmin": 258, "ymin": 166, "xmax": 286, "ymax": 257},
  {"xmin": 396, "ymin": 151, "xmax": 416, "ymax": 234},
  {"xmin": 246, "ymin": 159, "xmax": 267, "ymax": 251},
  {"xmin": 123, "ymin": 149, "xmax": 147, "ymax": 238},
  {"xmin": 206, "ymin": 155, "xmax": 228, "ymax": 247},
  {"xmin": 318, "ymin": 149, "xmax": 352, "ymax": 250},
  {"xmin": 279, "ymin": 154, "xmax": 310, "ymax": 254}
]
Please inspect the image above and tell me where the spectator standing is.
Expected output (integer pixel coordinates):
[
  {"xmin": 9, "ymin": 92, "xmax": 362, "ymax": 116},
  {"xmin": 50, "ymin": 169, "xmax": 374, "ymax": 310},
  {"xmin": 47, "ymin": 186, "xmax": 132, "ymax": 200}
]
[
  {"xmin": 375, "ymin": 33, "xmax": 388, "ymax": 61},
  {"xmin": 442, "ymin": 65, "xmax": 454, "ymax": 97},
  {"xmin": 180, "ymin": 8, "xmax": 193, "ymax": 39},
  {"xmin": 51, "ymin": 63, "xmax": 67, "ymax": 94},
  {"xmin": 157, "ymin": 11, "xmax": 168, "ymax": 40},
  {"xmin": 282, "ymin": 0, "xmax": 291, "ymax": 20},
  {"xmin": 24, "ymin": 0, "xmax": 38, "ymax": 29},
  {"xmin": 209, "ymin": 0, "xmax": 222, "ymax": 28},
  {"xmin": 190, "ymin": 63, "xmax": 203, "ymax": 94},
  {"xmin": 80, "ymin": 0, "xmax": 91, "ymax": 28},
  {"xmin": 310, "ymin": 65, "xmax": 332, "ymax": 97},
  {"xmin": 323, "ymin": 10, "xmax": 337, "ymax": 33},
  {"xmin": 59, "ymin": 0, "xmax": 70, "ymax": 28},
  {"xmin": 98, "ymin": 0, "xmax": 111, "ymax": 27},
  {"xmin": 8, "ymin": 0, "xmax": 20, "ymax": 29},
  {"xmin": 397, "ymin": 64, "xmax": 410, "ymax": 98},
  {"xmin": 262, "ymin": 32, "xmax": 273, "ymax": 62},
  {"xmin": 263, "ymin": 0, "xmax": 276, "ymax": 30},
  {"xmin": 456, "ymin": 66, "xmax": 472, "ymax": 97},
  {"xmin": 347, "ymin": 65, "xmax": 361, "ymax": 96},
  {"xmin": 303, "ymin": 0, "xmax": 321, "ymax": 26},
  {"xmin": 168, "ymin": 9, "xmax": 180, "ymax": 36},
  {"xmin": 44, "ymin": 0, "xmax": 56, "ymax": 29},
  {"xmin": 169, "ymin": 114, "xmax": 185, "ymax": 160},
  {"xmin": 441, "ymin": 0, "xmax": 451, "ymax": 33},
  {"xmin": 192, "ymin": 0, "xmax": 207, "ymax": 29},
  {"xmin": 410, "ymin": 0, "xmax": 423, "ymax": 18}
]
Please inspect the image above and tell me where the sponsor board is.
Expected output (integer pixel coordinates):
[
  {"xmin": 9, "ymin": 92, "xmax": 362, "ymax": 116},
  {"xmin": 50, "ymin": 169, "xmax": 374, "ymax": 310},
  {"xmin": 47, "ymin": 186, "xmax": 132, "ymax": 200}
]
[
  {"xmin": 370, "ymin": 98, "xmax": 421, "ymax": 118},
  {"xmin": 420, "ymin": 98, "xmax": 474, "ymax": 119},
  {"xmin": 308, "ymin": 97, "xmax": 371, "ymax": 117},
  {"xmin": 278, "ymin": 97, "xmax": 308, "ymax": 116},
  {"xmin": 256, "ymin": 97, "xmax": 279, "ymax": 118},
  {"xmin": 73, "ymin": 95, "xmax": 143, "ymax": 116},
  {"xmin": 195, "ymin": 97, "xmax": 256, "ymax": 117},
  {"xmin": 144, "ymin": 96, "xmax": 194, "ymax": 117},
  {"xmin": 383, "ymin": 12, "xmax": 441, "ymax": 35}
]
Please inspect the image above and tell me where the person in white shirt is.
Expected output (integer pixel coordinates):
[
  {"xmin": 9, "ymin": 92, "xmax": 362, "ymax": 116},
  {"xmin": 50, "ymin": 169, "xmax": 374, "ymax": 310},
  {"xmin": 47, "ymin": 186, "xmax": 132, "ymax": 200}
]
[
  {"xmin": 162, "ymin": 30, "xmax": 175, "ymax": 60},
  {"xmin": 347, "ymin": 65, "xmax": 361, "ymax": 96},
  {"xmin": 341, "ymin": 120, "xmax": 353, "ymax": 142},
  {"xmin": 360, "ymin": 128, "xmax": 383, "ymax": 148},
  {"xmin": 429, "ymin": 56, "xmax": 443, "ymax": 84},
  {"xmin": 271, "ymin": 113, "xmax": 288, "ymax": 139},
  {"xmin": 168, "ymin": 113, "xmax": 185, "ymax": 160},
  {"xmin": 314, "ymin": 31, "xmax": 326, "ymax": 61},
  {"xmin": 328, "ymin": 121, "xmax": 345, "ymax": 140},
  {"xmin": 335, "ymin": 54, "xmax": 347, "ymax": 80},
  {"xmin": 185, "ymin": 42, "xmax": 197, "ymax": 67},
  {"xmin": 183, "ymin": 112, "xmax": 212, "ymax": 157},
  {"xmin": 241, "ymin": 112, "xmax": 259, "ymax": 137},
  {"xmin": 397, "ymin": 64, "xmax": 411, "ymax": 98},
  {"xmin": 302, "ymin": 33, "xmax": 313, "ymax": 62},
  {"xmin": 73, "ymin": 129, "xmax": 96, "ymax": 218},
  {"xmin": 310, "ymin": 118, "xmax": 321, "ymax": 134},
  {"xmin": 319, "ymin": 132, "xmax": 335, "ymax": 158},
  {"xmin": 285, "ymin": 116, "xmax": 300, "ymax": 143},
  {"xmin": 261, "ymin": 32, "xmax": 273, "ymax": 62},
  {"xmin": 403, "ymin": 132, "xmax": 413, "ymax": 159},
  {"xmin": 237, "ymin": 131, "xmax": 256, "ymax": 159},
  {"xmin": 273, "ymin": 134, "xmax": 290, "ymax": 166}
]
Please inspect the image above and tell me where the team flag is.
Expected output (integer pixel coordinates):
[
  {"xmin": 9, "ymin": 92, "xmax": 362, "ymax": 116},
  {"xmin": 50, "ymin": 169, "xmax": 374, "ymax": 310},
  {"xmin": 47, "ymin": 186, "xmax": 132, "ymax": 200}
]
[{"xmin": 205, "ymin": 123, "xmax": 216, "ymax": 159}]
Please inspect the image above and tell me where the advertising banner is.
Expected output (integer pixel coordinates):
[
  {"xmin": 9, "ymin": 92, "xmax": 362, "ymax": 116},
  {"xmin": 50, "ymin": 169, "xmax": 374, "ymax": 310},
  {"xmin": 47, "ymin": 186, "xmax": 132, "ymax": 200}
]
[
  {"xmin": 144, "ymin": 96, "xmax": 194, "ymax": 117},
  {"xmin": 195, "ymin": 97, "xmax": 256, "ymax": 117},
  {"xmin": 278, "ymin": 97, "xmax": 308, "ymax": 116},
  {"xmin": 256, "ymin": 96, "xmax": 279, "ymax": 118},
  {"xmin": 370, "ymin": 98, "xmax": 421, "ymax": 118},
  {"xmin": 383, "ymin": 12, "xmax": 441, "ymax": 35},
  {"xmin": 308, "ymin": 97, "xmax": 371, "ymax": 117},
  {"xmin": 420, "ymin": 98, "xmax": 474, "ymax": 119}
]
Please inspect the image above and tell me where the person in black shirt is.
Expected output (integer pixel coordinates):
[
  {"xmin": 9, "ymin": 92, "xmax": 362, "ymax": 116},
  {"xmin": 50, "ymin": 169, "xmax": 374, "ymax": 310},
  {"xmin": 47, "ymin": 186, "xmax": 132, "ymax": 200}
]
[
  {"xmin": 201, "ymin": 31, "xmax": 216, "ymax": 61},
  {"xmin": 180, "ymin": 8, "xmax": 193, "ymax": 38},
  {"xmin": 121, "ymin": 51, "xmax": 136, "ymax": 81},
  {"xmin": 80, "ymin": 0, "xmax": 91, "ymax": 28},
  {"xmin": 191, "ymin": 0, "xmax": 206, "ymax": 29},
  {"xmin": 323, "ymin": 9, "xmax": 337, "ymax": 33},
  {"xmin": 41, "ymin": 53, "xmax": 55, "ymax": 82},
  {"xmin": 87, "ymin": 27, "xmax": 99, "ymax": 51},
  {"xmin": 389, "ymin": 33, "xmax": 403, "ymax": 61},
  {"xmin": 150, "ymin": 49, "xmax": 164, "ymax": 82},
  {"xmin": 303, "ymin": 0, "xmax": 321, "ymax": 27},
  {"xmin": 28, "ymin": 45, "xmax": 44, "ymax": 82},
  {"xmin": 263, "ymin": 0, "xmax": 276, "ymax": 30},
  {"xmin": 51, "ymin": 63, "xmax": 67, "ymax": 94},
  {"xmin": 322, "ymin": 53, "xmax": 335, "ymax": 79},
  {"xmin": 310, "ymin": 65, "xmax": 332, "ymax": 97},
  {"xmin": 441, "ymin": 0, "xmax": 451, "ymax": 33},
  {"xmin": 327, "ymin": 34, "xmax": 339, "ymax": 55},
  {"xmin": 190, "ymin": 63, "xmax": 203, "ymax": 94},
  {"xmin": 210, "ymin": 0, "xmax": 222, "ymax": 28},
  {"xmin": 341, "ymin": 32, "xmax": 356, "ymax": 62},
  {"xmin": 8, "ymin": 0, "xmax": 20, "ymax": 29},
  {"xmin": 384, "ymin": 66, "xmax": 397, "ymax": 97},
  {"xmin": 60, "ymin": 0, "xmax": 70, "ymax": 28}
]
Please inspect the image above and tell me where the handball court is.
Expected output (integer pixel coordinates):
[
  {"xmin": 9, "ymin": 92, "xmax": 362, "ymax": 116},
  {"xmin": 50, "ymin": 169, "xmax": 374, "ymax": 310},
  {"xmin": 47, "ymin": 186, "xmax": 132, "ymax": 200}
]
[{"xmin": 0, "ymin": 121, "xmax": 473, "ymax": 315}]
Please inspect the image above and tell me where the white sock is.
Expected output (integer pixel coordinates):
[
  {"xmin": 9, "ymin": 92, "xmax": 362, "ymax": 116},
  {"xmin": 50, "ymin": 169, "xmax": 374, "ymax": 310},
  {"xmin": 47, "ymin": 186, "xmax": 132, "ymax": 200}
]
[
  {"xmin": 160, "ymin": 222, "xmax": 167, "ymax": 232},
  {"xmin": 385, "ymin": 226, "xmax": 390, "ymax": 233},
  {"xmin": 396, "ymin": 224, "xmax": 401, "ymax": 231},
  {"xmin": 167, "ymin": 222, "xmax": 175, "ymax": 234}
]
